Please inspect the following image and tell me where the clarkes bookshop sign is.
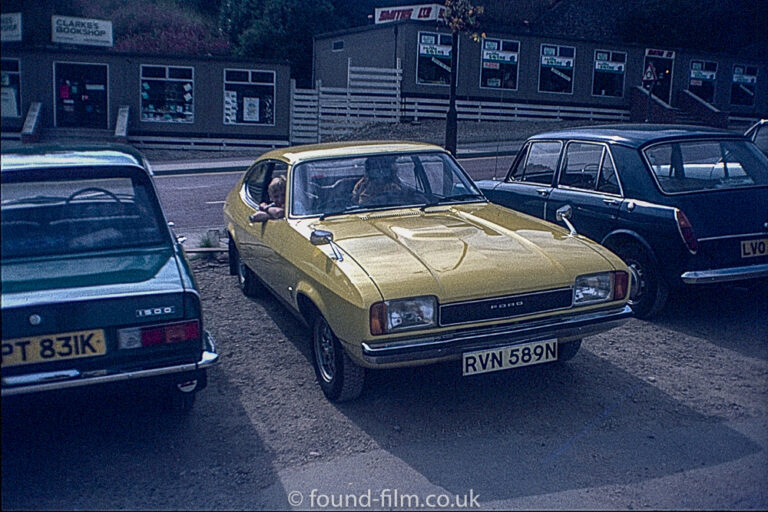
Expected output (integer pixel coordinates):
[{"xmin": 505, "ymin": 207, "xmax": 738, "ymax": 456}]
[{"xmin": 52, "ymin": 15, "xmax": 113, "ymax": 47}]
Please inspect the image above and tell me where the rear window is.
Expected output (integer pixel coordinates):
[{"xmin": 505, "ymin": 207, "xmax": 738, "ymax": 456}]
[
  {"xmin": 2, "ymin": 173, "xmax": 167, "ymax": 258},
  {"xmin": 643, "ymin": 140, "xmax": 768, "ymax": 193}
]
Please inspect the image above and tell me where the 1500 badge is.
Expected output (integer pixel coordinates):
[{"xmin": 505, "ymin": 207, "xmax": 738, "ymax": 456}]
[{"xmin": 137, "ymin": 306, "xmax": 176, "ymax": 318}]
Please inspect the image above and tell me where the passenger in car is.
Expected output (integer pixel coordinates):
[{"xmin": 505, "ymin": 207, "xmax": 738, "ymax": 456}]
[
  {"xmin": 352, "ymin": 156, "xmax": 405, "ymax": 206},
  {"xmin": 252, "ymin": 175, "xmax": 286, "ymax": 221}
]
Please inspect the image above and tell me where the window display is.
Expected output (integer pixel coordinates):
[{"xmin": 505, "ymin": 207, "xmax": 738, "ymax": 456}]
[
  {"xmin": 480, "ymin": 38, "xmax": 519, "ymax": 90},
  {"xmin": 140, "ymin": 65, "xmax": 194, "ymax": 123},
  {"xmin": 417, "ymin": 31, "xmax": 453, "ymax": 85},
  {"xmin": 731, "ymin": 65, "xmax": 757, "ymax": 107},
  {"xmin": 539, "ymin": 44, "xmax": 575, "ymax": 94},
  {"xmin": 592, "ymin": 50, "xmax": 625, "ymax": 97},
  {"xmin": 1, "ymin": 58, "xmax": 21, "ymax": 118},
  {"xmin": 223, "ymin": 69, "xmax": 275, "ymax": 125}
]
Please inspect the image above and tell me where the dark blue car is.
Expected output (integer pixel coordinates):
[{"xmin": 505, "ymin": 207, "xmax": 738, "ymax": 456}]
[{"xmin": 476, "ymin": 124, "xmax": 768, "ymax": 318}]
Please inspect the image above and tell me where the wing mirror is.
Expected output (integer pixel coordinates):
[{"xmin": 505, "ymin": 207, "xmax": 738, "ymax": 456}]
[
  {"xmin": 556, "ymin": 205, "xmax": 578, "ymax": 236},
  {"xmin": 310, "ymin": 229, "xmax": 344, "ymax": 261}
]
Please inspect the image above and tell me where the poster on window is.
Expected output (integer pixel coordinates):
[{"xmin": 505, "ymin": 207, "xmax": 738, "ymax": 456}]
[
  {"xmin": 1, "ymin": 86, "xmax": 18, "ymax": 117},
  {"xmin": 224, "ymin": 90, "xmax": 237, "ymax": 124},
  {"xmin": 243, "ymin": 97, "xmax": 260, "ymax": 122}
]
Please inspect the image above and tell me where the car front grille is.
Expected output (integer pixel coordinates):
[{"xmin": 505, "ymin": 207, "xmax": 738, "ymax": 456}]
[{"xmin": 439, "ymin": 288, "xmax": 573, "ymax": 326}]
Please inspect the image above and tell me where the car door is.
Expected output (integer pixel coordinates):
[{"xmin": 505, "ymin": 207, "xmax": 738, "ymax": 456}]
[
  {"xmin": 483, "ymin": 140, "xmax": 562, "ymax": 218},
  {"xmin": 545, "ymin": 141, "xmax": 623, "ymax": 243}
]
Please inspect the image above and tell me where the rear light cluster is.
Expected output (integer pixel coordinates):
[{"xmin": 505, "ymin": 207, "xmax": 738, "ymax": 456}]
[
  {"xmin": 118, "ymin": 320, "xmax": 200, "ymax": 349},
  {"xmin": 675, "ymin": 209, "xmax": 698, "ymax": 254}
]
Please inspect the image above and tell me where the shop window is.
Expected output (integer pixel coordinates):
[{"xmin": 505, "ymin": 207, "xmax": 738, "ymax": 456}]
[
  {"xmin": 140, "ymin": 65, "xmax": 194, "ymax": 123},
  {"xmin": 539, "ymin": 44, "xmax": 575, "ymax": 94},
  {"xmin": 1, "ymin": 58, "xmax": 21, "ymax": 118},
  {"xmin": 731, "ymin": 65, "xmax": 757, "ymax": 107},
  {"xmin": 417, "ymin": 31, "xmax": 453, "ymax": 86},
  {"xmin": 480, "ymin": 38, "xmax": 519, "ymax": 90},
  {"xmin": 592, "ymin": 50, "xmax": 625, "ymax": 98},
  {"xmin": 223, "ymin": 69, "xmax": 275, "ymax": 125},
  {"xmin": 689, "ymin": 60, "xmax": 717, "ymax": 103}
]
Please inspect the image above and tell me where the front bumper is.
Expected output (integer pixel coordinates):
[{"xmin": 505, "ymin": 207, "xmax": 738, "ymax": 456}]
[
  {"xmin": 360, "ymin": 305, "xmax": 632, "ymax": 365},
  {"xmin": 1, "ymin": 331, "xmax": 219, "ymax": 397},
  {"xmin": 680, "ymin": 263, "xmax": 768, "ymax": 284}
]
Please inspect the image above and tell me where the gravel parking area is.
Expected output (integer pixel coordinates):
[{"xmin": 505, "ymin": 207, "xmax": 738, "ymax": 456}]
[{"xmin": 3, "ymin": 256, "xmax": 767, "ymax": 509}]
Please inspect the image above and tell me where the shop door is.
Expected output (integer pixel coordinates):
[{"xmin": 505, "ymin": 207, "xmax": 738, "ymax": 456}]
[
  {"xmin": 643, "ymin": 49, "xmax": 675, "ymax": 104},
  {"xmin": 55, "ymin": 62, "xmax": 108, "ymax": 129}
]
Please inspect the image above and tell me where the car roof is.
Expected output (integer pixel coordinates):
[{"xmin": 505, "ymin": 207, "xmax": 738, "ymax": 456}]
[
  {"xmin": 528, "ymin": 124, "xmax": 748, "ymax": 148},
  {"xmin": 259, "ymin": 140, "xmax": 447, "ymax": 166},
  {"xmin": 1, "ymin": 143, "xmax": 148, "ymax": 173}
]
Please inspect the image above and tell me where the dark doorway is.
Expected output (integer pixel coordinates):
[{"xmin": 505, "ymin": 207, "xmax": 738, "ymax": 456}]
[
  {"xmin": 55, "ymin": 62, "xmax": 108, "ymax": 129},
  {"xmin": 643, "ymin": 49, "xmax": 675, "ymax": 104}
]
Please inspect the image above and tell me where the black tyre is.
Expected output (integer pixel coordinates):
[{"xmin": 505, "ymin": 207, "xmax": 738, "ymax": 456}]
[
  {"xmin": 311, "ymin": 315, "xmax": 365, "ymax": 402},
  {"xmin": 615, "ymin": 243, "xmax": 668, "ymax": 319},
  {"xmin": 228, "ymin": 235, "xmax": 238, "ymax": 275},
  {"xmin": 166, "ymin": 388, "xmax": 196, "ymax": 413},
  {"xmin": 557, "ymin": 339, "xmax": 582, "ymax": 362}
]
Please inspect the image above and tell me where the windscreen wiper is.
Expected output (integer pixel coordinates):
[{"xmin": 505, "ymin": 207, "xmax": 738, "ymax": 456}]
[{"xmin": 420, "ymin": 193, "xmax": 486, "ymax": 211}]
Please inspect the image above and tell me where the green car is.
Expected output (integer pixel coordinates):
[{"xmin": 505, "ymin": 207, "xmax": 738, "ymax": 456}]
[{"xmin": 1, "ymin": 144, "xmax": 217, "ymax": 411}]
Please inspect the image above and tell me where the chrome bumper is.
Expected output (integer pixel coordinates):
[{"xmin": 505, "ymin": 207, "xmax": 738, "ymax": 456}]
[
  {"xmin": 680, "ymin": 263, "xmax": 768, "ymax": 284},
  {"xmin": 1, "ymin": 331, "xmax": 219, "ymax": 397},
  {"xmin": 360, "ymin": 305, "xmax": 632, "ymax": 365}
]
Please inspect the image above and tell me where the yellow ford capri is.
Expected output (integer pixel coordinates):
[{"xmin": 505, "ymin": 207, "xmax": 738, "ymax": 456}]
[{"xmin": 224, "ymin": 141, "xmax": 631, "ymax": 401}]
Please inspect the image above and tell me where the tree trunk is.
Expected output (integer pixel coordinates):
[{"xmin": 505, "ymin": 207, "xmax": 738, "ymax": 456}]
[{"xmin": 444, "ymin": 30, "xmax": 459, "ymax": 156}]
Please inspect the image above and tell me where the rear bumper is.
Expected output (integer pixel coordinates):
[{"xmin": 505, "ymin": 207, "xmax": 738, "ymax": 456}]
[
  {"xmin": 1, "ymin": 331, "xmax": 219, "ymax": 397},
  {"xmin": 680, "ymin": 263, "xmax": 768, "ymax": 284},
  {"xmin": 360, "ymin": 305, "xmax": 632, "ymax": 365}
]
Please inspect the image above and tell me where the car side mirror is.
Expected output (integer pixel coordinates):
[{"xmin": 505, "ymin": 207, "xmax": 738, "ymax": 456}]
[
  {"xmin": 556, "ymin": 205, "xmax": 578, "ymax": 236},
  {"xmin": 310, "ymin": 229, "xmax": 343, "ymax": 261}
]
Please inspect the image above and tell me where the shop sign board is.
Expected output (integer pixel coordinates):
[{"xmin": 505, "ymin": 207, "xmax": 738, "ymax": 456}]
[
  {"xmin": 52, "ymin": 15, "xmax": 113, "ymax": 47},
  {"xmin": 375, "ymin": 4, "xmax": 445, "ymax": 23},
  {"xmin": 1, "ymin": 12, "xmax": 22, "ymax": 42}
]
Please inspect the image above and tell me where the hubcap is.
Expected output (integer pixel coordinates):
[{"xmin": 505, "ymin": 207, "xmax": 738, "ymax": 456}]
[{"xmin": 314, "ymin": 321, "xmax": 336, "ymax": 383}]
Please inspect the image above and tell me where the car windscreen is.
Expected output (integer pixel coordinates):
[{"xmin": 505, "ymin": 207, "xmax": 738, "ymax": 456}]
[
  {"xmin": 2, "ymin": 168, "xmax": 167, "ymax": 259},
  {"xmin": 643, "ymin": 139, "xmax": 768, "ymax": 194},
  {"xmin": 290, "ymin": 151, "xmax": 484, "ymax": 217}
]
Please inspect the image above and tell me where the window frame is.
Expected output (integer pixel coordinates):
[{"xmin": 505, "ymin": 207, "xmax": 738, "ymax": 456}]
[
  {"xmin": 222, "ymin": 68, "xmax": 276, "ymax": 126},
  {"xmin": 139, "ymin": 64, "xmax": 195, "ymax": 124},
  {"xmin": 416, "ymin": 31, "xmax": 457, "ymax": 87},
  {"xmin": 556, "ymin": 140, "xmax": 624, "ymax": 197},
  {"xmin": 1, "ymin": 57, "xmax": 22, "ymax": 118},
  {"xmin": 479, "ymin": 37, "xmax": 520, "ymax": 91},
  {"xmin": 538, "ymin": 43, "xmax": 576, "ymax": 95},
  {"xmin": 730, "ymin": 64, "xmax": 758, "ymax": 107},
  {"xmin": 688, "ymin": 59, "xmax": 718, "ymax": 103},
  {"xmin": 507, "ymin": 140, "xmax": 564, "ymax": 185},
  {"xmin": 591, "ymin": 49, "xmax": 626, "ymax": 98}
]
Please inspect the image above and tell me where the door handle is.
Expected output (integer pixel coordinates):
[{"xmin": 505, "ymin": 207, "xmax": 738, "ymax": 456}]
[
  {"xmin": 536, "ymin": 188, "xmax": 550, "ymax": 197},
  {"xmin": 602, "ymin": 198, "xmax": 620, "ymax": 205}
]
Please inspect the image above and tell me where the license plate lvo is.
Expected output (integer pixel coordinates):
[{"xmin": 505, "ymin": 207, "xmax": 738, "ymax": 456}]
[
  {"xmin": 462, "ymin": 339, "xmax": 557, "ymax": 376},
  {"xmin": 1, "ymin": 329, "xmax": 106, "ymax": 367},
  {"xmin": 741, "ymin": 238, "xmax": 768, "ymax": 258}
]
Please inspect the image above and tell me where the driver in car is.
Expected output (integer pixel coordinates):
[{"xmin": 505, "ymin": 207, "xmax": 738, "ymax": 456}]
[{"xmin": 352, "ymin": 156, "xmax": 405, "ymax": 206}]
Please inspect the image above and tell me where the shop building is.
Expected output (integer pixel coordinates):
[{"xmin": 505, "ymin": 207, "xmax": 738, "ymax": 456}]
[{"xmin": 1, "ymin": 9, "xmax": 291, "ymax": 148}]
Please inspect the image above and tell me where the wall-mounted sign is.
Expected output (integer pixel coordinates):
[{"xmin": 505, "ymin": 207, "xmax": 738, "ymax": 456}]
[
  {"xmin": 1, "ymin": 12, "xmax": 22, "ymax": 42},
  {"xmin": 52, "ymin": 15, "xmax": 113, "ymax": 47},
  {"xmin": 375, "ymin": 4, "xmax": 445, "ymax": 23}
]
